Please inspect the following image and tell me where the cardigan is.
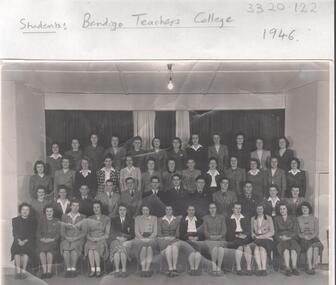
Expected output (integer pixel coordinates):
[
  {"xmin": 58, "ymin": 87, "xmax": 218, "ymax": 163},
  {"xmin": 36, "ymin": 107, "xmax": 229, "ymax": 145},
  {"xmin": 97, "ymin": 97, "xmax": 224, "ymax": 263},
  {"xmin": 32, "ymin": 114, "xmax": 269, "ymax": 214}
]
[
  {"xmin": 251, "ymin": 214, "xmax": 274, "ymax": 240},
  {"xmin": 54, "ymin": 169, "xmax": 76, "ymax": 197},
  {"xmin": 224, "ymin": 167, "xmax": 246, "ymax": 196},
  {"xmin": 297, "ymin": 215, "xmax": 319, "ymax": 239},
  {"xmin": 166, "ymin": 149, "xmax": 187, "ymax": 171},
  {"xmin": 225, "ymin": 215, "xmax": 251, "ymax": 241},
  {"xmin": 186, "ymin": 146, "xmax": 207, "ymax": 172},
  {"xmin": 273, "ymin": 215, "xmax": 298, "ymax": 241},
  {"xmin": 265, "ymin": 168, "xmax": 287, "ymax": 198},
  {"xmin": 119, "ymin": 166, "xmax": 142, "ymax": 192},
  {"xmin": 181, "ymin": 168, "xmax": 202, "ymax": 193},
  {"xmin": 104, "ymin": 146, "xmax": 127, "ymax": 171},
  {"xmin": 250, "ymin": 150, "xmax": 271, "ymax": 170},
  {"xmin": 246, "ymin": 170, "xmax": 267, "ymax": 200},
  {"xmin": 286, "ymin": 170, "xmax": 306, "ymax": 197},
  {"xmin": 84, "ymin": 145, "xmax": 104, "ymax": 172},
  {"xmin": 29, "ymin": 174, "xmax": 53, "ymax": 199},
  {"xmin": 203, "ymin": 214, "xmax": 227, "ymax": 240},
  {"xmin": 64, "ymin": 149, "xmax": 83, "ymax": 171},
  {"xmin": 74, "ymin": 170, "xmax": 97, "ymax": 198},
  {"xmin": 212, "ymin": 190, "xmax": 237, "ymax": 217},
  {"xmin": 179, "ymin": 215, "xmax": 203, "ymax": 240},
  {"xmin": 157, "ymin": 216, "xmax": 180, "ymax": 238},
  {"xmin": 274, "ymin": 149, "xmax": 294, "ymax": 171},
  {"xmin": 134, "ymin": 215, "xmax": 157, "ymax": 238},
  {"xmin": 141, "ymin": 170, "xmax": 162, "ymax": 194},
  {"xmin": 208, "ymin": 144, "xmax": 229, "ymax": 172}
]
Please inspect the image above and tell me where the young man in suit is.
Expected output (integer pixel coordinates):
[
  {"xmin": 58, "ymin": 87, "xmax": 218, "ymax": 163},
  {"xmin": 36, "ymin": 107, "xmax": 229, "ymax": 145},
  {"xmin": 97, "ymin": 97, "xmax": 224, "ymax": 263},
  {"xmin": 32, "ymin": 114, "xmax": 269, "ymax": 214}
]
[
  {"xmin": 142, "ymin": 176, "xmax": 166, "ymax": 217},
  {"xmin": 77, "ymin": 184, "xmax": 93, "ymax": 217},
  {"xmin": 120, "ymin": 177, "xmax": 142, "ymax": 218},
  {"xmin": 265, "ymin": 157, "xmax": 286, "ymax": 198}
]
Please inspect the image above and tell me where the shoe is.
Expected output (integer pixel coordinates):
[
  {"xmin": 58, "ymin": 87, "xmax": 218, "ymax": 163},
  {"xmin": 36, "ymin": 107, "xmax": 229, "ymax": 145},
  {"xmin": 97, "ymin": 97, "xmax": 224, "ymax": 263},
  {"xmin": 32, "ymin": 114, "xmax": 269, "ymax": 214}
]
[
  {"xmin": 96, "ymin": 271, "xmax": 102, "ymax": 277},
  {"xmin": 88, "ymin": 270, "xmax": 95, "ymax": 277},
  {"xmin": 121, "ymin": 272, "xmax": 128, "ymax": 278},
  {"xmin": 255, "ymin": 270, "xmax": 262, "ymax": 276},
  {"xmin": 167, "ymin": 270, "xmax": 173, "ymax": 277},
  {"xmin": 262, "ymin": 270, "xmax": 267, "ymax": 276},
  {"xmin": 172, "ymin": 270, "xmax": 179, "ymax": 277},
  {"xmin": 245, "ymin": 270, "xmax": 253, "ymax": 276},
  {"xmin": 114, "ymin": 272, "xmax": 121, "ymax": 278},
  {"xmin": 148, "ymin": 270, "xmax": 153, "ymax": 277},
  {"xmin": 194, "ymin": 269, "xmax": 202, "ymax": 276},
  {"xmin": 292, "ymin": 268, "xmax": 300, "ymax": 276},
  {"xmin": 64, "ymin": 271, "xmax": 71, "ymax": 278},
  {"xmin": 21, "ymin": 273, "xmax": 28, "ymax": 279},
  {"xmin": 237, "ymin": 270, "xmax": 244, "ymax": 276},
  {"xmin": 41, "ymin": 273, "xmax": 47, "ymax": 279},
  {"xmin": 284, "ymin": 269, "xmax": 292, "ymax": 276},
  {"xmin": 189, "ymin": 270, "xmax": 195, "ymax": 276},
  {"xmin": 47, "ymin": 273, "xmax": 53, "ymax": 279}
]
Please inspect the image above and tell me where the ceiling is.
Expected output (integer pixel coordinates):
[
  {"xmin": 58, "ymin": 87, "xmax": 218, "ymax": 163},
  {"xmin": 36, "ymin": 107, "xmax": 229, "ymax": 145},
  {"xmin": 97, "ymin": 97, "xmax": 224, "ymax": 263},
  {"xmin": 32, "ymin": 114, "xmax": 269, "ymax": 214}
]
[{"xmin": 1, "ymin": 61, "xmax": 329, "ymax": 94}]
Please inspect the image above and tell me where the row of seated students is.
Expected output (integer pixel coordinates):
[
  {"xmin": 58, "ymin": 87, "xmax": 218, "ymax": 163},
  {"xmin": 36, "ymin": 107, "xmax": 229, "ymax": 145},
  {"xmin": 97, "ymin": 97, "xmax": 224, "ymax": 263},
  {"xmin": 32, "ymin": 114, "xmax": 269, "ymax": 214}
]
[
  {"xmin": 12, "ymin": 197, "xmax": 322, "ymax": 280},
  {"xmin": 30, "ymin": 134, "xmax": 306, "ymax": 202}
]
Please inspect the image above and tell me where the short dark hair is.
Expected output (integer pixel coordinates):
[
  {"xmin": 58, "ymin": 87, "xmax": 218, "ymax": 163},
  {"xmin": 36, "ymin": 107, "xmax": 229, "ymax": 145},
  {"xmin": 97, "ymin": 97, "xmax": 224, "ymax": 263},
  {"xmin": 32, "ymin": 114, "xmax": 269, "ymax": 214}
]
[
  {"xmin": 18, "ymin": 202, "xmax": 31, "ymax": 214},
  {"xmin": 208, "ymin": 157, "xmax": 218, "ymax": 165},
  {"xmin": 125, "ymin": 177, "xmax": 135, "ymax": 183},
  {"xmin": 166, "ymin": 158, "xmax": 176, "ymax": 168},
  {"xmin": 146, "ymin": 157, "xmax": 156, "ymax": 165},
  {"xmin": 151, "ymin": 137, "xmax": 161, "ymax": 148},
  {"xmin": 235, "ymin": 133, "xmax": 245, "ymax": 138},
  {"xmin": 172, "ymin": 173, "xmax": 181, "ymax": 180},
  {"xmin": 270, "ymin": 156, "xmax": 279, "ymax": 162},
  {"xmin": 195, "ymin": 175, "xmax": 206, "ymax": 182},
  {"xmin": 57, "ymin": 184, "xmax": 68, "ymax": 193},
  {"xmin": 92, "ymin": 200, "xmax": 103, "ymax": 209},
  {"xmin": 269, "ymin": 184, "xmax": 279, "ymax": 192},
  {"xmin": 89, "ymin": 132, "xmax": 99, "ymax": 139},
  {"xmin": 43, "ymin": 204, "xmax": 55, "ymax": 214},
  {"xmin": 249, "ymin": 158, "xmax": 260, "ymax": 169},
  {"xmin": 255, "ymin": 137, "xmax": 264, "ymax": 143},
  {"xmin": 278, "ymin": 136, "xmax": 290, "ymax": 148},
  {"xmin": 219, "ymin": 176, "xmax": 230, "ymax": 183},
  {"xmin": 278, "ymin": 202, "xmax": 288, "ymax": 210},
  {"xmin": 133, "ymin": 136, "xmax": 142, "ymax": 142},
  {"xmin": 70, "ymin": 198, "xmax": 80, "ymax": 206},
  {"xmin": 298, "ymin": 201, "xmax": 313, "ymax": 215},
  {"xmin": 36, "ymin": 185, "xmax": 47, "ymax": 193},
  {"xmin": 233, "ymin": 201, "xmax": 242, "ymax": 208},
  {"xmin": 290, "ymin": 157, "xmax": 301, "ymax": 169},
  {"xmin": 104, "ymin": 154, "xmax": 113, "ymax": 161},
  {"xmin": 172, "ymin": 137, "xmax": 182, "ymax": 147},
  {"xmin": 71, "ymin": 138, "xmax": 80, "ymax": 143},
  {"xmin": 150, "ymin": 175, "xmax": 160, "ymax": 182},
  {"xmin": 118, "ymin": 203, "xmax": 128, "ymax": 210},
  {"xmin": 33, "ymin": 160, "xmax": 46, "ymax": 174}
]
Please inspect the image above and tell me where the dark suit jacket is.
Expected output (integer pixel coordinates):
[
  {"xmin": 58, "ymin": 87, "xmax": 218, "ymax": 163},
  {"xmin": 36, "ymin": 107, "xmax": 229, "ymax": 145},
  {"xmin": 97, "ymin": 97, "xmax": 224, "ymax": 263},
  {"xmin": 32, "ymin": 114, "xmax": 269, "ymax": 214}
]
[
  {"xmin": 110, "ymin": 215, "xmax": 135, "ymax": 240},
  {"xmin": 53, "ymin": 201, "xmax": 71, "ymax": 219},
  {"xmin": 142, "ymin": 190, "xmax": 166, "ymax": 217},
  {"xmin": 204, "ymin": 171, "xmax": 223, "ymax": 192},
  {"xmin": 225, "ymin": 215, "xmax": 251, "ymax": 242},
  {"xmin": 78, "ymin": 196, "xmax": 93, "ymax": 217},
  {"xmin": 179, "ymin": 215, "xmax": 204, "ymax": 241},
  {"xmin": 164, "ymin": 187, "xmax": 189, "ymax": 217},
  {"xmin": 230, "ymin": 145, "xmax": 249, "ymax": 170},
  {"xmin": 187, "ymin": 190, "xmax": 212, "ymax": 218}
]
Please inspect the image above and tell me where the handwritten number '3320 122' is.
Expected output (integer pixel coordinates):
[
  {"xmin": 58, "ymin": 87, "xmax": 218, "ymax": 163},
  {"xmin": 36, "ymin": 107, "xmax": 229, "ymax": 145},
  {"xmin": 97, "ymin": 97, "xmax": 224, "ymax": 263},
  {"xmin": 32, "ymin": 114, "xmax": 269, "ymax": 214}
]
[{"xmin": 247, "ymin": 2, "xmax": 317, "ymax": 13}]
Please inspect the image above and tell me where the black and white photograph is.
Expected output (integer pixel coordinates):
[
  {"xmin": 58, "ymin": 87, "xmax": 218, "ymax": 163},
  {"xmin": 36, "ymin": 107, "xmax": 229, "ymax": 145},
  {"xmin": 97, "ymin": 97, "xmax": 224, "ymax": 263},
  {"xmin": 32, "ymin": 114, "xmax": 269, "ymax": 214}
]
[{"xmin": 0, "ymin": 60, "xmax": 332, "ymax": 285}]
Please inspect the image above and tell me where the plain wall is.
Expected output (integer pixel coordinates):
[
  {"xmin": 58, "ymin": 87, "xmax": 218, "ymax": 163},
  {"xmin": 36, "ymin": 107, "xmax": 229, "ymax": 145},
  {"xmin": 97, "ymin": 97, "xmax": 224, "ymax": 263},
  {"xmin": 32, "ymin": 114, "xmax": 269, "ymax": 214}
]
[
  {"xmin": 285, "ymin": 80, "xmax": 330, "ymax": 263},
  {"xmin": 44, "ymin": 93, "xmax": 286, "ymax": 110},
  {"xmin": 1, "ymin": 82, "xmax": 46, "ymax": 266}
]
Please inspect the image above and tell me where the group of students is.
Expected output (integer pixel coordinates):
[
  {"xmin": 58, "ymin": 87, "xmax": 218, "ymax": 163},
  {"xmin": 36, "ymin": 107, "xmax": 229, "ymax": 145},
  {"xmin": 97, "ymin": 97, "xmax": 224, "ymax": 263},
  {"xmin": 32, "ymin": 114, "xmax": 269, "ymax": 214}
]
[{"xmin": 11, "ymin": 132, "xmax": 322, "ymax": 280}]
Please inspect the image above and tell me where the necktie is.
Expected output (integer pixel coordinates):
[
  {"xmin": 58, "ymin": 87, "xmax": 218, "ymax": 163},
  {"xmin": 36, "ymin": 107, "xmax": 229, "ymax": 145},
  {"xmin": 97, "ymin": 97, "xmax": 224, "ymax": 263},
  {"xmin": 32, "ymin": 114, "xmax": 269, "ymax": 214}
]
[{"xmin": 130, "ymin": 190, "xmax": 134, "ymax": 197}]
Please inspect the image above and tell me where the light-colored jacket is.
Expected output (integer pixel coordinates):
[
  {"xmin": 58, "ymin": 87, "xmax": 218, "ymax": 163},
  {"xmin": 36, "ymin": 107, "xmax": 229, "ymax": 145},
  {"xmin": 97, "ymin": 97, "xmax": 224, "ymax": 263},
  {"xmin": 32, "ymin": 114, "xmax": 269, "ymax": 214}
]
[{"xmin": 251, "ymin": 214, "xmax": 275, "ymax": 240}]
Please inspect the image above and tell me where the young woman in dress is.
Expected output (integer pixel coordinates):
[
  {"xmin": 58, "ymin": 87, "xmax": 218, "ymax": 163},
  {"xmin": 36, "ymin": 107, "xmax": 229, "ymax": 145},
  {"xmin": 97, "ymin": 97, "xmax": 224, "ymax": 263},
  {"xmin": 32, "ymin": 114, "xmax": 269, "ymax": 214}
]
[
  {"xmin": 109, "ymin": 204, "xmax": 134, "ymax": 278},
  {"xmin": 134, "ymin": 205, "xmax": 158, "ymax": 277},
  {"xmin": 297, "ymin": 202, "xmax": 323, "ymax": 275},
  {"xmin": 60, "ymin": 198, "xmax": 86, "ymax": 278},
  {"xmin": 36, "ymin": 205, "xmax": 61, "ymax": 279},
  {"xmin": 203, "ymin": 203, "xmax": 227, "ymax": 276},
  {"xmin": 179, "ymin": 205, "xmax": 204, "ymax": 276},
  {"xmin": 85, "ymin": 200, "xmax": 111, "ymax": 277},
  {"xmin": 157, "ymin": 205, "xmax": 181, "ymax": 277},
  {"xmin": 251, "ymin": 204, "xmax": 274, "ymax": 276},
  {"xmin": 274, "ymin": 203, "xmax": 301, "ymax": 276},
  {"xmin": 11, "ymin": 203, "xmax": 37, "ymax": 279},
  {"xmin": 29, "ymin": 160, "xmax": 53, "ymax": 200}
]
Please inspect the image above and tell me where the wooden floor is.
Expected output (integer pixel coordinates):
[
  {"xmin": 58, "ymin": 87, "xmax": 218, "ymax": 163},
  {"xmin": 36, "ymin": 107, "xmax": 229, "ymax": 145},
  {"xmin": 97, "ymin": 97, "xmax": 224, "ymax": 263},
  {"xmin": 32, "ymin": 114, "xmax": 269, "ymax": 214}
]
[{"xmin": 1, "ymin": 267, "xmax": 329, "ymax": 285}]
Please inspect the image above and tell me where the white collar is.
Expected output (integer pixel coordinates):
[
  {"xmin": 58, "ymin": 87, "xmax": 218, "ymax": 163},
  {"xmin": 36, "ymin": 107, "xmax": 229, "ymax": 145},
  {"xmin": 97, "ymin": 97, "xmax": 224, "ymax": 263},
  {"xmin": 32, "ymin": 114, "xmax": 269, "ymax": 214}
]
[
  {"xmin": 125, "ymin": 166, "xmax": 135, "ymax": 171},
  {"xmin": 101, "ymin": 167, "xmax": 115, "ymax": 172},
  {"xmin": 289, "ymin": 169, "xmax": 301, "ymax": 175},
  {"xmin": 191, "ymin": 144, "xmax": 202, "ymax": 151},
  {"xmin": 207, "ymin": 169, "xmax": 220, "ymax": 176},
  {"xmin": 57, "ymin": 198, "xmax": 70, "ymax": 204},
  {"xmin": 162, "ymin": 215, "xmax": 176, "ymax": 223},
  {"xmin": 268, "ymin": 196, "xmax": 280, "ymax": 202},
  {"xmin": 248, "ymin": 169, "xmax": 260, "ymax": 175},
  {"xmin": 231, "ymin": 214, "xmax": 244, "ymax": 219},
  {"xmin": 50, "ymin": 153, "xmax": 62, "ymax": 159},
  {"xmin": 68, "ymin": 212, "xmax": 80, "ymax": 218},
  {"xmin": 185, "ymin": 216, "xmax": 197, "ymax": 222},
  {"xmin": 80, "ymin": 169, "xmax": 91, "ymax": 174}
]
